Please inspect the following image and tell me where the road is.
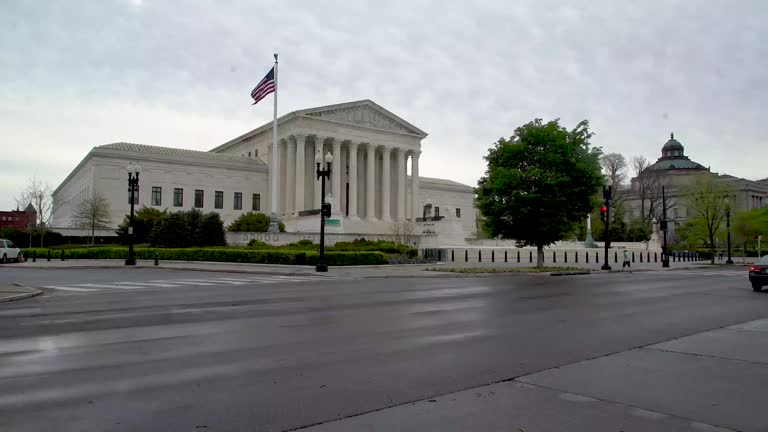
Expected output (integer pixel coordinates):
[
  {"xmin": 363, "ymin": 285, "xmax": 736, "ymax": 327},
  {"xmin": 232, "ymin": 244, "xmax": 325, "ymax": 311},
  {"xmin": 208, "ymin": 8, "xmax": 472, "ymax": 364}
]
[{"xmin": 0, "ymin": 266, "xmax": 766, "ymax": 431}]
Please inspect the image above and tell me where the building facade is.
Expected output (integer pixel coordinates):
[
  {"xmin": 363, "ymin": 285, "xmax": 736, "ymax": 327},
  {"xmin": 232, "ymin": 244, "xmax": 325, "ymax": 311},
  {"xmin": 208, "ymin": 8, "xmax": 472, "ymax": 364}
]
[
  {"xmin": 52, "ymin": 100, "xmax": 476, "ymax": 244},
  {"xmin": 623, "ymin": 133, "xmax": 768, "ymax": 230},
  {"xmin": 0, "ymin": 204, "xmax": 37, "ymax": 231}
]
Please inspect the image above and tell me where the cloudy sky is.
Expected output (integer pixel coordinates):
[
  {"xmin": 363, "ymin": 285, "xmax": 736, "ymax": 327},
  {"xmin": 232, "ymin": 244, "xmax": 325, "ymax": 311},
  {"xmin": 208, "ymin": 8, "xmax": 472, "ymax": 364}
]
[{"xmin": 2, "ymin": 0, "xmax": 767, "ymax": 211}]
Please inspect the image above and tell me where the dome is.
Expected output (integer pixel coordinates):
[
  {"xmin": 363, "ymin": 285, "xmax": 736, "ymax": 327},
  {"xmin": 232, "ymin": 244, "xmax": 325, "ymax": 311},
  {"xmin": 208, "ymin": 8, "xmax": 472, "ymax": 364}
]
[{"xmin": 662, "ymin": 132, "xmax": 684, "ymax": 150}]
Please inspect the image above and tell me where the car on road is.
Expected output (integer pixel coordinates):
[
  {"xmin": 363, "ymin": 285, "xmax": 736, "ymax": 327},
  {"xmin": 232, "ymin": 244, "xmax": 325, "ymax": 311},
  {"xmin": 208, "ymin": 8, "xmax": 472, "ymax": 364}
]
[
  {"xmin": 0, "ymin": 239, "xmax": 22, "ymax": 263},
  {"xmin": 749, "ymin": 255, "xmax": 768, "ymax": 291}
]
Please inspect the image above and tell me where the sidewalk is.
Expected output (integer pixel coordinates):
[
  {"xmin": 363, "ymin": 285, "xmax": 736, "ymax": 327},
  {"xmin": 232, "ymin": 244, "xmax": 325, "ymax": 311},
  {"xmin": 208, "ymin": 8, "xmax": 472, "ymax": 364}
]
[{"xmin": 0, "ymin": 284, "xmax": 42, "ymax": 303}]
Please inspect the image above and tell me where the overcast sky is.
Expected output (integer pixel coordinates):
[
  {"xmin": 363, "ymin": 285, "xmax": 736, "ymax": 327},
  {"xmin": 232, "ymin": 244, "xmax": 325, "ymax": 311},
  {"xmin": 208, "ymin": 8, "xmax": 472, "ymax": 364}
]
[{"xmin": 2, "ymin": 0, "xmax": 767, "ymax": 211}]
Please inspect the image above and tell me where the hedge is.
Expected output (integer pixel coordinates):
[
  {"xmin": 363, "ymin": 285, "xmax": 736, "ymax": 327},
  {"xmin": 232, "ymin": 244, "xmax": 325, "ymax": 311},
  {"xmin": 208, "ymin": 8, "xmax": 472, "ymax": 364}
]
[{"xmin": 21, "ymin": 248, "xmax": 387, "ymax": 266}]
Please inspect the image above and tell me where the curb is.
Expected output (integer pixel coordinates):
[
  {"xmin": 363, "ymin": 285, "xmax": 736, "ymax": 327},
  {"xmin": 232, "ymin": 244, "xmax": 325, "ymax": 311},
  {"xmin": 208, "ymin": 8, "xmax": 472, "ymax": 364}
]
[
  {"xmin": 4, "ymin": 263, "xmax": 329, "ymax": 278},
  {"xmin": 0, "ymin": 284, "xmax": 43, "ymax": 304}
]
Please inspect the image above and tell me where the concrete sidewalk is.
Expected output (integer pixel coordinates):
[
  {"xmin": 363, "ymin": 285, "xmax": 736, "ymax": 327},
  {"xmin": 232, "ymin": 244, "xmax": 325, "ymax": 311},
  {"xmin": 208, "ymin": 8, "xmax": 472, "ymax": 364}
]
[{"xmin": 0, "ymin": 284, "xmax": 42, "ymax": 303}]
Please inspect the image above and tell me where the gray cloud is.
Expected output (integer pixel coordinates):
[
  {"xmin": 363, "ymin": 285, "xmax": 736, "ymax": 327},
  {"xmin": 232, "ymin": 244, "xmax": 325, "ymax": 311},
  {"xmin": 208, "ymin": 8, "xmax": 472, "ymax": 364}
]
[{"xmin": 2, "ymin": 0, "xmax": 767, "ymax": 210}]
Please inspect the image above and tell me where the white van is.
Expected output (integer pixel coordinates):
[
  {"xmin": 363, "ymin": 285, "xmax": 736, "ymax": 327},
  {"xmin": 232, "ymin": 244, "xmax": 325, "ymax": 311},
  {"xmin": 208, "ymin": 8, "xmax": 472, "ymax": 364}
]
[{"xmin": 0, "ymin": 239, "xmax": 22, "ymax": 263}]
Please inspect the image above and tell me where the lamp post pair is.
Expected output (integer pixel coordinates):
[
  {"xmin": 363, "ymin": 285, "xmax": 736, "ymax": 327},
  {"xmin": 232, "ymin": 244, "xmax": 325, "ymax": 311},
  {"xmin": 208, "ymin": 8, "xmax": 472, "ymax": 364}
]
[
  {"xmin": 125, "ymin": 162, "xmax": 141, "ymax": 266},
  {"xmin": 315, "ymin": 151, "xmax": 334, "ymax": 272}
]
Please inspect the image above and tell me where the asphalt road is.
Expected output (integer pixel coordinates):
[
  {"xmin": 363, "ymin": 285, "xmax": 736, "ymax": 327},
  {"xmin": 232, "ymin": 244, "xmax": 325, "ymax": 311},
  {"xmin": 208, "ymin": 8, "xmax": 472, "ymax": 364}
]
[{"xmin": 0, "ymin": 266, "xmax": 766, "ymax": 431}]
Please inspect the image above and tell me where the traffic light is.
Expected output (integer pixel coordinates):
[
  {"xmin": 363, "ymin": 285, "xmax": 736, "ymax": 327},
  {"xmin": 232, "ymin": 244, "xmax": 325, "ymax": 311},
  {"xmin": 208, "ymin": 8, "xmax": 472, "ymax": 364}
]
[
  {"xmin": 321, "ymin": 202, "xmax": 332, "ymax": 218},
  {"xmin": 600, "ymin": 205, "xmax": 607, "ymax": 223}
]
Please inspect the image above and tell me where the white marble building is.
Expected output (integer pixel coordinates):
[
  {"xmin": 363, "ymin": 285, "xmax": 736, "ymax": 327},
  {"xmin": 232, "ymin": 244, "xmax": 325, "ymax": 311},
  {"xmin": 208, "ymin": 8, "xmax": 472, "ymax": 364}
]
[{"xmin": 52, "ymin": 100, "xmax": 476, "ymax": 244}]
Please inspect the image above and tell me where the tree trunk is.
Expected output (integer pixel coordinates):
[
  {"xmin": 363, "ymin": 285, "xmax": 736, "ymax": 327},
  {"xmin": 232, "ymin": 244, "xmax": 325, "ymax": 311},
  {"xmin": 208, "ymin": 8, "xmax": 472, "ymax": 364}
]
[
  {"xmin": 40, "ymin": 232, "xmax": 44, "ymax": 248},
  {"xmin": 536, "ymin": 245, "xmax": 544, "ymax": 268},
  {"xmin": 708, "ymin": 232, "xmax": 716, "ymax": 265},
  {"xmin": 91, "ymin": 223, "xmax": 95, "ymax": 247}
]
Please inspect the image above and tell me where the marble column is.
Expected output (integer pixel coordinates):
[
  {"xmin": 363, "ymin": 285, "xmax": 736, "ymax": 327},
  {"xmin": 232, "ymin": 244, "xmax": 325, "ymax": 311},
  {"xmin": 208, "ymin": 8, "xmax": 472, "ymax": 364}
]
[
  {"xmin": 347, "ymin": 141, "xmax": 359, "ymax": 219},
  {"xmin": 294, "ymin": 134, "xmax": 306, "ymax": 214},
  {"xmin": 313, "ymin": 136, "xmax": 323, "ymax": 209},
  {"xmin": 395, "ymin": 148, "xmax": 406, "ymax": 219},
  {"xmin": 331, "ymin": 138, "xmax": 341, "ymax": 205},
  {"xmin": 365, "ymin": 143, "xmax": 376, "ymax": 220},
  {"xmin": 380, "ymin": 145, "xmax": 392, "ymax": 222},
  {"xmin": 285, "ymin": 138, "xmax": 296, "ymax": 215},
  {"xmin": 410, "ymin": 150, "xmax": 420, "ymax": 221}
]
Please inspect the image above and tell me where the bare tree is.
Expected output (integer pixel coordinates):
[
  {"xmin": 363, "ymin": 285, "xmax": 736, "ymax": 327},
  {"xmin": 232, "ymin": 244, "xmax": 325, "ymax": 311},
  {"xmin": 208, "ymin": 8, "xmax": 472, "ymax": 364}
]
[
  {"xmin": 390, "ymin": 219, "xmax": 417, "ymax": 247},
  {"xmin": 17, "ymin": 176, "xmax": 54, "ymax": 247},
  {"xmin": 683, "ymin": 175, "xmax": 733, "ymax": 264},
  {"xmin": 630, "ymin": 155, "xmax": 663, "ymax": 225},
  {"xmin": 71, "ymin": 192, "xmax": 112, "ymax": 246},
  {"xmin": 600, "ymin": 153, "xmax": 628, "ymax": 190}
]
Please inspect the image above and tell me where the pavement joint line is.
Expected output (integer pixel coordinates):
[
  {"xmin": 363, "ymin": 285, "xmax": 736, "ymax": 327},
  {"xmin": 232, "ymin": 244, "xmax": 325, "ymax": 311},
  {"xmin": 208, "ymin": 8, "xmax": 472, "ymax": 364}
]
[{"xmin": 642, "ymin": 345, "xmax": 768, "ymax": 366}]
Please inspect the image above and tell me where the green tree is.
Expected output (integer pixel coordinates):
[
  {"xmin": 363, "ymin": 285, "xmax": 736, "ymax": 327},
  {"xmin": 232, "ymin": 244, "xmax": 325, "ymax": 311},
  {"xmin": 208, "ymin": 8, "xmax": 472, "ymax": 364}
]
[
  {"xmin": 683, "ymin": 175, "xmax": 733, "ymax": 264},
  {"xmin": 475, "ymin": 118, "xmax": 603, "ymax": 267},
  {"xmin": 228, "ymin": 212, "xmax": 285, "ymax": 232},
  {"xmin": 71, "ymin": 192, "xmax": 112, "ymax": 246},
  {"xmin": 200, "ymin": 212, "xmax": 227, "ymax": 246},
  {"xmin": 116, "ymin": 207, "xmax": 166, "ymax": 244},
  {"xmin": 733, "ymin": 207, "xmax": 768, "ymax": 258}
]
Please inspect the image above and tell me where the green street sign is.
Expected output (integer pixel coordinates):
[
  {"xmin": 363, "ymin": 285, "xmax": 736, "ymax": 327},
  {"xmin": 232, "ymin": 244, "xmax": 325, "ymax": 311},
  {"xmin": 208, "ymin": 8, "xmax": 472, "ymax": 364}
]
[{"xmin": 326, "ymin": 219, "xmax": 340, "ymax": 226}]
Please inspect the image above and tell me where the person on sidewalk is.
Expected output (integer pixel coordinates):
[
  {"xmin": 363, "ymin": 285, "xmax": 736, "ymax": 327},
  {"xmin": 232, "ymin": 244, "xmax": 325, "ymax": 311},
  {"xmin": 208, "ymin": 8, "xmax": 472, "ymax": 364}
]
[{"xmin": 622, "ymin": 250, "xmax": 631, "ymax": 272}]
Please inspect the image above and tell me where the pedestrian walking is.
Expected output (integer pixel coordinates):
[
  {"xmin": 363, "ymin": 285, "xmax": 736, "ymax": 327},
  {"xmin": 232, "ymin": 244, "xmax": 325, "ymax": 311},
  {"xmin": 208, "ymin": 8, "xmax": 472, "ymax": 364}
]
[{"xmin": 622, "ymin": 250, "xmax": 631, "ymax": 272}]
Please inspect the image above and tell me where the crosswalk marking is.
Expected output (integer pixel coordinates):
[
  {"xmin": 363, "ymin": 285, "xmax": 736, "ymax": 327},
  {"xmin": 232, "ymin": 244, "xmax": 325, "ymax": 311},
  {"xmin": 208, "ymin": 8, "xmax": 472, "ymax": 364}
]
[{"xmin": 43, "ymin": 274, "xmax": 327, "ymax": 293}]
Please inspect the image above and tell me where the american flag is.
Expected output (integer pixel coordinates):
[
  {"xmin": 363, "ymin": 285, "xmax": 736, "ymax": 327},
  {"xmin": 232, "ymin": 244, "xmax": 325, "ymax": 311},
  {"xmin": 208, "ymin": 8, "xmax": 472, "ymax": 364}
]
[{"xmin": 250, "ymin": 67, "xmax": 275, "ymax": 105}]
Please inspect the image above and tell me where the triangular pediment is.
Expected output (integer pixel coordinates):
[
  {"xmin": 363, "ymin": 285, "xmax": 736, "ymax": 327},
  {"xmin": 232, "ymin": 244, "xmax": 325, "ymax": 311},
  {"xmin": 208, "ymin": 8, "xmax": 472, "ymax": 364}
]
[{"xmin": 299, "ymin": 100, "xmax": 427, "ymax": 137}]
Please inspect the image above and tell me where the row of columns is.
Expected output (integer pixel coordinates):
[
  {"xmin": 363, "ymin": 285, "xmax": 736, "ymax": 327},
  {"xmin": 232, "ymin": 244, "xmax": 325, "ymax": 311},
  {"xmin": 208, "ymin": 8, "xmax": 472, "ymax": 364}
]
[{"xmin": 279, "ymin": 134, "xmax": 420, "ymax": 221}]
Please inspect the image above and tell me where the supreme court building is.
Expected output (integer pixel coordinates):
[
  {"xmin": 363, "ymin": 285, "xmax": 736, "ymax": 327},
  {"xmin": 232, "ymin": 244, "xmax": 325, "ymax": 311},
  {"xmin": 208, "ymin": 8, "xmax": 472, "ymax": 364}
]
[{"xmin": 52, "ymin": 100, "xmax": 476, "ymax": 245}]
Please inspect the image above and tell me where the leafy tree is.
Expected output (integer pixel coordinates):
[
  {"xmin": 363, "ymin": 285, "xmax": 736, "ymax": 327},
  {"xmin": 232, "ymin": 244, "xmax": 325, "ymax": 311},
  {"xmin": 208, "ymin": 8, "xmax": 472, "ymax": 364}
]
[
  {"xmin": 116, "ymin": 207, "xmax": 166, "ymax": 244},
  {"xmin": 148, "ymin": 209, "xmax": 227, "ymax": 247},
  {"xmin": 200, "ymin": 212, "xmax": 227, "ymax": 246},
  {"xmin": 71, "ymin": 192, "xmax": 112, "ymax": 246},
  {"xmin": 732, "ymin": 207, "xmax": 768, "ymax": 258},
  {"xmin": 228, "ymin": 212, "xmax": 285, "ymax": 232},
  {"xmin": 683, "ymin": 175, "xmax": 733, "ymax": 264},
  {"xmin": 475, "ymin": 118, "xmax": 603, "ymax": 267}
]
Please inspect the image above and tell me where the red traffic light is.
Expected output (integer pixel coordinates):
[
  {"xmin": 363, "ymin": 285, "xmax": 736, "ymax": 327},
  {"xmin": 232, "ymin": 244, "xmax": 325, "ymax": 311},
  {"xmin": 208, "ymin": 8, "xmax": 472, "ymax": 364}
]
[{"xmin": 601, "ymin": 206, "xmax": 607, "ymax": 212}]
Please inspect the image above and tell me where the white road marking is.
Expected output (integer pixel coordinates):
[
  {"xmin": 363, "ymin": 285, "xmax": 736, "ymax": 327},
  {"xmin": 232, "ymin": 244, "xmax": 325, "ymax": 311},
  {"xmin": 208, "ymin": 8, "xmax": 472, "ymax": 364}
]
[
  {"xmin": 42, "ymin": 274, "xmax": 326, "ymax": 293},
  {"xmin": 42, "ymin": 285, "xmax": 101, "ymax": 292}
]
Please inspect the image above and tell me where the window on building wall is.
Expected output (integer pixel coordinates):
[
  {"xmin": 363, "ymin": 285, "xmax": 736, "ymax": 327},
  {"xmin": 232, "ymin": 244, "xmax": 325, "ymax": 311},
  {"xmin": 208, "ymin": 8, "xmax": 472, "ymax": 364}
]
[
  {"xmin": 234, "ymin": 192, "xmax": 242, "ymax": 210},
  {"xmin": 252, "ymin": 193, "xmax": 261, "ymax": 211},
  {"xmin": 434, "ymin": 207, "xmax": 440, "ymax": 218},
  {"xmin": 151, "ymin": 187, "xmax": 162, "ymax": 206},
  {"xmin": 248, "ymin": 151, "xmax": 251, "ymax": 157},
  {"xmin": 194, "ymin": 189, "xmax": 204, "ymax": 208},
  {"xmin": 173, "ymin": 188, "xmax": 183, "ymax": 207},
  {"xmin": 456, "ymin": 208, "xmax": 461, "ymax": 218},
  {"xmin": 215, "ymin": 191, "xmax": 223, "ymax": 209},
  {"xmin": 255, "ymin": 149, "xmax": 259, "ymax": 158}
]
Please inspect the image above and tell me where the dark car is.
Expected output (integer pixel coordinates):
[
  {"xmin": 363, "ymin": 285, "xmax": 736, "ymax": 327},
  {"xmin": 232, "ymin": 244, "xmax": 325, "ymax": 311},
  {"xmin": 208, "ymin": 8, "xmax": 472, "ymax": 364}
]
[{"xmin": 749, "ymin": 255, "xmax": 768, "ymax": 291}]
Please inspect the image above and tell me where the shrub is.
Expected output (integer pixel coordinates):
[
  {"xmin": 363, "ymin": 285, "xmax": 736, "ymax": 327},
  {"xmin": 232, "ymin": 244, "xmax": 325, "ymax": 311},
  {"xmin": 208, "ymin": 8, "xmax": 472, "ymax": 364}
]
[
  {"xmin": 228, "ymin": 212, "xmax": 285, "ymax": 232},
  {"xmin": 116, "ymin": 207, "xmax": 166, "ymax": 244},
  {"xmin": 148, "ymin": 209, "xmax": 226, "ymax": 247}
]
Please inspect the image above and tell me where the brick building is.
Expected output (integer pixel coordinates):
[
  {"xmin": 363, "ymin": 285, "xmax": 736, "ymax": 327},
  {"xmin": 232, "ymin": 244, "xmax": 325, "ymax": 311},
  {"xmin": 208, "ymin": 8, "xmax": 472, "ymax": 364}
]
[{"xmin": 0, "ymin": 203, "xmax": 37, "ymax": 230}]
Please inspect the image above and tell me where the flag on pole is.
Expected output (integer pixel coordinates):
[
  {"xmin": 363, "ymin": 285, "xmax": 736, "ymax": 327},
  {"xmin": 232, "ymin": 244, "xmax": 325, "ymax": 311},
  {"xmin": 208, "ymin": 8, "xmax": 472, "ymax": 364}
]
[{"xmin": 250, "ymin": 67, "xmax": 276, "ymax": 105}]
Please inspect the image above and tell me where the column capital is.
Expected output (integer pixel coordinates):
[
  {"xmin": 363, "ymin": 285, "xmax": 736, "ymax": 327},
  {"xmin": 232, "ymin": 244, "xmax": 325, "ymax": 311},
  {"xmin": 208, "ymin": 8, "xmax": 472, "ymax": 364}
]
[
  {"xmin": 314, "ymin": 135, "xmax": 325, "ymax": 145},
  {"xmin": 347, "ymin": 141, "xmax": 359, "ymax": 151},
  {"xmin": 409, "ymin": 149, "xmax": 422, "ymax": 159},
  {"xmin": 293, "ymin": 133, "xmax": 306, "ymax": 143}
]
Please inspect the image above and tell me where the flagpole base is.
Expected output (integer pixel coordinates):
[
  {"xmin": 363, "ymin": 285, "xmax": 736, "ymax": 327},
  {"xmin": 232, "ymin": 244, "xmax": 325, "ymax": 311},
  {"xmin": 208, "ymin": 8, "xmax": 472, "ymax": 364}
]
[{"xmin": 268, "ymin": 213, "xmax": 281, "ymax": 234}]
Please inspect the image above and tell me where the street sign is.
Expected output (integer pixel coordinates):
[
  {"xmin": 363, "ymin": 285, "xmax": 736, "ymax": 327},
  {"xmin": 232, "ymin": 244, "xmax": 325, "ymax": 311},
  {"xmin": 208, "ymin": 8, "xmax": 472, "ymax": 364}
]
[{"xmin": 326, "ymin": 219, "xmax": 340, "ymax": 227}]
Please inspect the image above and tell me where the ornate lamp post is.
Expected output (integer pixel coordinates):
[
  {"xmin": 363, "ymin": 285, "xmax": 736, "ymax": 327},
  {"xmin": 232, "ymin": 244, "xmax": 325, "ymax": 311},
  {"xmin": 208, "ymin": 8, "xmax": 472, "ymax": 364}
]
[
  {"xmin": 601, "ymin": 178, "xmax": 613, "ymax": 271},
  {"xmin": 315, "ymin": 151, "xmax": 333, "ymax": 272},
  {"xmin": 661, "ymin": 185, "xmax": 669, "ymax": 267},
  {"xmin": 125, "ymin": 162, "xmax": 141, "ymax": 266},
  {"xmin": 725, "ymin": 197, "xmax": 733, "ymax": 264}
]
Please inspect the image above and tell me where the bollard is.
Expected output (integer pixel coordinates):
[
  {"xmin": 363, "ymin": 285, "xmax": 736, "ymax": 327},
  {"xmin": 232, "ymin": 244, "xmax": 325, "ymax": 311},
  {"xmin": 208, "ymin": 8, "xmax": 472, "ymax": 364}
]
[
  {"xmin": 504, "ymin": 250, "xmax": 508, "ymax": 262},
  {"xmin": 632, "ymin": 251, "xmax": 635, "ymax": 263},
  {"xmin": 655, "ymin": 252, "xmax": 658, "ymax": 262},
  {"xmin": 465, "ymin": 250, "xmax": 468, "ymax": 262},
  {"xmin": 575, "ymin": 251, "xmax": 579, "ymax": 263},
  {"xmin": 553, "ymin": 251, "xmax": 556, "ymax": 263},
  {"xmin": 154, "ymin": 253, "xmax": 159, "ymax": 266},
  {"xmin": 564, "ymin": 251, "xmax": 568, "ymax": 263},
  {"xmin": 479, "ymin": 250, "xmax": 482, "ymax": 262},
  {"xmin": 640, "ymin": 252, "xmax": 643, "ymax": 263},
  {"xmin": 586, "ymin": 251, "xmax": 589, "ymax": 263},
  {"xmin": 596, "ymin": 251, "xmax": 599, "ymax": 263},
  {"xmin": 615, "ymin": 251, "xmax": 618, "ymax": 263},
  {"xmin": 32, "ymin": 250, "xmax": 36, "ymax": 262},
  {"xmin": 47, "ymin": 249, "xmax": 51, "ymax": 262},
  {"xmin": 451, "ymin": 250, "xmax": 455, "ymax": 262},
  {"xmin": 61, "ymin": 250, "xmax": 65, "ymax": 261},
  {"xmin": 647, "ymin": 252, "xmax": 650, "ymax": 263},
  {"xmin": 517, "ymin": 250, "xmax": 520, "ymax": 263},
  {"xmin": 673, "ymin": 253, "xmax": 676, "ymax": 263},
  {"xmin": 491, "ymin": 250, "xmax": 495, "ymax": 262},
  {"xmin": 529, "ymin": 250, "xmax": 533, "ymax": 263}
]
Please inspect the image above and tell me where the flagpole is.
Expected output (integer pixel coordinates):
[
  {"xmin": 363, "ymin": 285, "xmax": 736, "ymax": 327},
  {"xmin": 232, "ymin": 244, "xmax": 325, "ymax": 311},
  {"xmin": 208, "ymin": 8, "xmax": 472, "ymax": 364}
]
[{"xmin": 268, "ymin": 53, "xmax": 280, "ymax": 233}]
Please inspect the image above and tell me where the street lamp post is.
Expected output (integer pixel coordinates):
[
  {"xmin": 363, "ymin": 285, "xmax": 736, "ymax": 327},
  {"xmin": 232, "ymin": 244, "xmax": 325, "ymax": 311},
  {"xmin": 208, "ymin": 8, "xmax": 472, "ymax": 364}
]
[
  {"xmin": 125, "ymin": 162, "xmax": 141, "ymax": 266},
  {"xmin": 315, "ymin": 151, "xmax": 333, "ymax": 272},
  {"xmin": 601, "ymin": 180, "xmax": 613, "ymax": 271},
  {"xmin": 725, "ymin": 199, "xmax": 733, "ymax": 264},
  {"xmin": 661, "ymin": 185, "xmax": 669, "ymax": 267}
]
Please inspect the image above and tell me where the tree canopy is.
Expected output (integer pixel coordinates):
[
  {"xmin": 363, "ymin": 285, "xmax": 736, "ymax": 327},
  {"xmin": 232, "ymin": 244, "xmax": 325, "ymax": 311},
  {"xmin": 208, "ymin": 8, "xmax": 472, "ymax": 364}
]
[
  {"xmin": 228, "ymin": 212, "xmax": 285, "ymax": 232},
  {"xmin": 682, "ymin": 175, "xmax": 734, "ymax": 264},
  {"xmin": 475, "ymin": 118, "xmax": 604, "ymax": 267}
]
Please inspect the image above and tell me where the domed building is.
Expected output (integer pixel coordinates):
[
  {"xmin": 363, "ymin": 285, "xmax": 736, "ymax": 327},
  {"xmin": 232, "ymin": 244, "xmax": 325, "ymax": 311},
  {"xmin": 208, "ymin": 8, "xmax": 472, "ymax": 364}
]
[{"xmin": 623, "ymin": 133, "xmax": 766, "ymax": 229}]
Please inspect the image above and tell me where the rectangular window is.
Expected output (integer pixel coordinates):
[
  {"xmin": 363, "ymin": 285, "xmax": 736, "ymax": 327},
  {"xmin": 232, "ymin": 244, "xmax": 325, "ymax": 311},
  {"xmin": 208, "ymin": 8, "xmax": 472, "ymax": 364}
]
[
  {"xmin": 247, "ymin": 151, "xmax": 251, "ymax": 157},
  {"xmin": 434, "ymin": 207, "xmax": 440, "ymax": 218},
  {"xmin": 456, "ymin": 208, "xmax": 461, "ymax": 218},
  {"xmin": 252, "ymin": 193, "xmax": 261, "ymax": 211},
  {"xmin": 194, "ymin": 189, "xmax": 204, "ymax": 208},
  {"xmin": 234, "ymin": 192, "xmax": 243, "ymax": 210},
  {"xmin": 254, "ymin": 149, "xmax": 258, "ymax": 158},
  {"xmin": 151, "ymin": 187, "xmax": 162, "ymax": 206},
  {"xmin": 173, "ymin": 188, "xmax": 183, "ymax": 207},
  {"xmin": 214, "ymin": 191, "xmax": 223, "ymax": 209}
]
